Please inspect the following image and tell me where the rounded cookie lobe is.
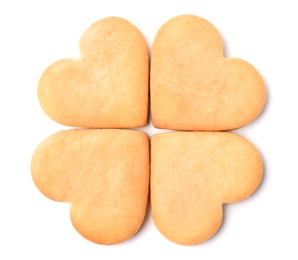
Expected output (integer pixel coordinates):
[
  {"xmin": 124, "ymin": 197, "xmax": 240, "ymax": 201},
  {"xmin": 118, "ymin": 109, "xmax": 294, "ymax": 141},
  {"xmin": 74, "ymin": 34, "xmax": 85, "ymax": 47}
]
[
  {"xmin": 31, "ymin": 129, "xmax": 149, "ymax": 244},
  {"xmin": 38, "ymin": 17, "xmax": 149, "ymax": 128},
  {"xmin": 150, "ymin": 14, "xmax": 266, "ymax": 131},
  {"xmin": 150, "ymin": 131, "xmax": 263, "ymax": 245}
]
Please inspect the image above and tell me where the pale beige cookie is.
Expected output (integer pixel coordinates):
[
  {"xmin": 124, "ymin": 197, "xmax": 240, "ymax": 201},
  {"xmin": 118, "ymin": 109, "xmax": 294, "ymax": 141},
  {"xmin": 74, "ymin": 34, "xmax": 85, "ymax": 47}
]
[
  {"xmin": 150, "ymin": 15, "xmax": 266, "ymax": 131},
  {"xmin": 31, "ymin": 129, "xmax": 149, "ymax": 245},
  {"xmin": 38, "ymin": 17, "xmax": 148, "ymax": 128},
  {"xmin": 150, "ymin": 131, "xmax": 263, "ymax": 245}
]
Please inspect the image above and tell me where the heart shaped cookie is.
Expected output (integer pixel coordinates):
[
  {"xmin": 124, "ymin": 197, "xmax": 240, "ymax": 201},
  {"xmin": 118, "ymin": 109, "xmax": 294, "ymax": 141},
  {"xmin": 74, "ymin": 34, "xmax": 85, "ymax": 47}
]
[
  {"xmin": 31, "ymin": 129, "xmax": 149, "ymax": 244},
  {"xmin": 150, "ymin": 131, "xmax": 262, "ymax": 245},
  {"xmin": 38, "ymin": 17, "xmax": 149, "ymax": 128},
  {"xmin": 150, "ymin": 15, "xmax": 266, "ymax": 131},
  {"xmin": 32, "ymin": 15, "xmax": 265, "ymax": 246}
]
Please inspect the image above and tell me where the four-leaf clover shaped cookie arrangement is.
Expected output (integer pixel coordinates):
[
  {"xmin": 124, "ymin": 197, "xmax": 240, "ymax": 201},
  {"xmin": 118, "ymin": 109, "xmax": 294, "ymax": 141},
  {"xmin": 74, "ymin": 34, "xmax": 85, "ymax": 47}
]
[{"xmin": 31, "ymin": 15, "xmax": 266, "ymax": 246}]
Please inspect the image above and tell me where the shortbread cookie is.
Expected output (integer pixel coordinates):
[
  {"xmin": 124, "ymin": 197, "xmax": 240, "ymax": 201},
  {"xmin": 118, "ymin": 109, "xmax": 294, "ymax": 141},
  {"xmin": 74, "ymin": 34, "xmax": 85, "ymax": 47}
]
[
  {"xmin": 38, "ymin": 17, "xmax": 148, "ymax": 128},
  {"xmin": 31, "ymin": 129, "xmax": 149, "ymax": 245},
  {"xmin": 150, "ymin": 131, "xmax": 263, "ymax": 245},
  {"xmin": 150, "ymin": 15, "xmax": 266, "ymax": 131}
]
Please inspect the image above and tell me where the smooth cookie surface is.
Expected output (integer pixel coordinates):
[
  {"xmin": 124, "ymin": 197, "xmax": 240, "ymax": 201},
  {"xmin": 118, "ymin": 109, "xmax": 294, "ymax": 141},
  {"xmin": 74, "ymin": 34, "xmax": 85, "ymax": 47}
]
[
  {"xmin": 150, "ymin": 131, "xmax": 263, "ymax": 245},
  {"xmin": 150, "ymin": 15, "xmax": 266, "ymax": 131},
  {"xmin": 31, "ymin": 129, "xmax": 149, "ymax": 244},
  {"xmin": 38, "ymin": 17, "xmax": 148, "ymax": 128}
]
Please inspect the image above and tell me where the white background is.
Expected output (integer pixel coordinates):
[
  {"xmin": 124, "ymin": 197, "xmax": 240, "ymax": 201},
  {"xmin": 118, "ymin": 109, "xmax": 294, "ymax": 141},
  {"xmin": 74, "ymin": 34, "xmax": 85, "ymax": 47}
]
[{"xmin": 0, "ymin": 0, "xmax": 297, "ymax": 259}]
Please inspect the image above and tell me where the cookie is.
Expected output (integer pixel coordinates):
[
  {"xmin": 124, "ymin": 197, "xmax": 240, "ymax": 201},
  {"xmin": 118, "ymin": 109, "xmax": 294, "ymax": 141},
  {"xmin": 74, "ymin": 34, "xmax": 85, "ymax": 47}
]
[
  {"xmin": 150, "ymin": 15, "xmax": 266, "ymax": 131},
  {"xmin": 38, "ymin": 17, "xmax": 149, "ymax": 128},
  {"xmin": 150, "ymin": 131, "xmax": 263, "ymax": 245},
  {"xmin": 31, "ymin": 129, "xmax": 149, "ymax": 245}
]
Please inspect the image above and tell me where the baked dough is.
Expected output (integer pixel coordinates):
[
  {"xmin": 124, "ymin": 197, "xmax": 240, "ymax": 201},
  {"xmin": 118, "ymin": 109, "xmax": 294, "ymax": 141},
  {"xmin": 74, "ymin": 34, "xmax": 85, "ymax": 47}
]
[
  {"xmin": 38, "ymin": 17, "xmax": 149, "ymax": 128},
  {"xmin": 150, "ymin": 131, "xmax": 263, "ymax": 245},
  {"xmin": 31, "ymin": 129, "xmax": 149, "ymax": 244},
  {"xmin": 150, "ymin": 15, "xmax": 266, "ymax": 131}
]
